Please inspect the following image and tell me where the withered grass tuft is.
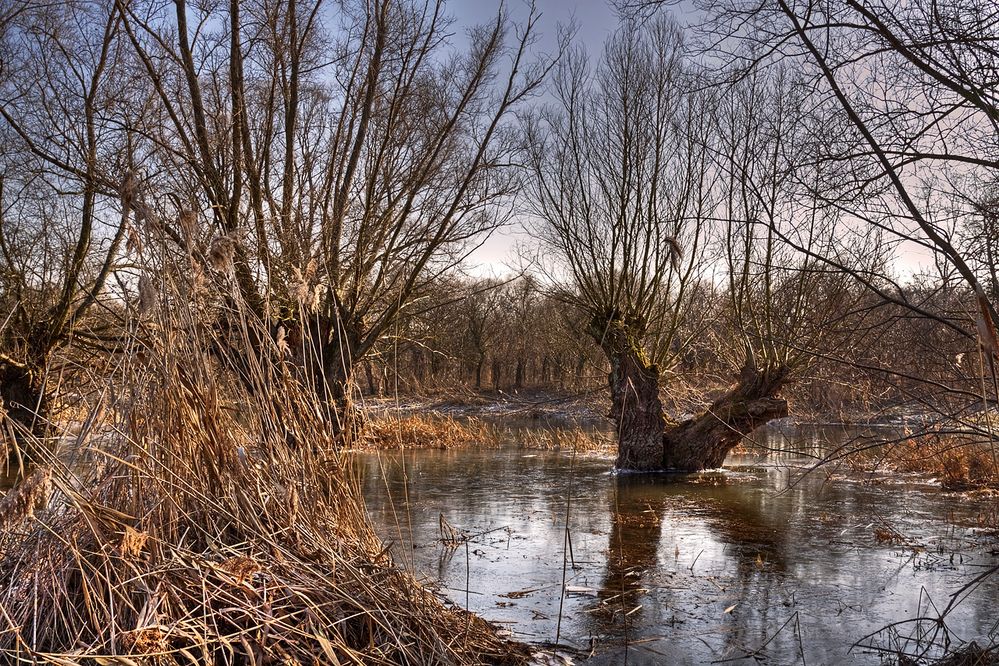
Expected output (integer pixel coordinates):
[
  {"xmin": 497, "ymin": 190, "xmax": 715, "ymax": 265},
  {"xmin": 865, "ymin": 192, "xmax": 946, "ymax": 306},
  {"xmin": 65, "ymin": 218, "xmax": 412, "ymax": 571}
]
[
  {"xmin": 0, "ymin": 288, "xmax": 528, "ymax": 664},
  {"xmin": 517, "ymin": 425, "xmax": 613, "ymax": 453},
  {"xmin": 362, "ymin": 412, "xmax": 503, "ymax": 450},
  {"xmin": 360, "ymin": 411, "xmax": 613, "ymax": 453},
  {"xmin": 870, "ymin": 434, "xmax": 999, "ymax": 491}
]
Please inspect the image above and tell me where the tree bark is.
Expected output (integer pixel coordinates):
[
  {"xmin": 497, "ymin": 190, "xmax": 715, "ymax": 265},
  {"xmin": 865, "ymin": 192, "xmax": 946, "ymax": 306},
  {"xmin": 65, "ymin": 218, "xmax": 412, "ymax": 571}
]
[
  {"xmin": 591, "ymin": 317, "xmax": 665, "ymax": 471},
  {"xmin": 270, "ymin": 314, "xmax": 363, "ymax": 443},
  {"xmin": 474, "ymin": 358, "xmax": 484, "ymax": 390},
  {"xmin": 1, "ymin": 355, "xmax": 48, "ymax": 477},
  {"xmin": 364, "ymin": 360, "xmax": 379, "ymax": 396},
  {"xmin": 661, "ymin": 362, "xmax": 789, "ymax": 471}
]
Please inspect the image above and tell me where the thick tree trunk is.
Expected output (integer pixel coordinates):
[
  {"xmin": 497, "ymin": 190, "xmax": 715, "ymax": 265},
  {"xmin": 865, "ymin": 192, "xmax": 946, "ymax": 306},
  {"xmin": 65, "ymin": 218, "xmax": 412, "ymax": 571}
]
[
  {"xmin": 1, "ymin": 355, "xmax": 48, "ymax": 478},
  {"xmin": 608, "ymin": 350, "xmax": 665, "ymax": 470},
  {"xmin": 317, "ymin": 341, "xmax": 362, "ymax": 439},
  {"xmin": 591, "ymin": 317, "xmax": 665, "ymax": 471},
  {"xmin": 574, "ymin": 353, "xmax": 585, "ymax": 385},
  {"xmin": 661, "ymin": 362, "xmax": 789, "ymax": 471},
  {"xmin": 364, "ymin": 360, "xmax": 379, "ymax": 396},
  {"xmin": 282, "ymin": 315, "xmax": 364, "ymax": 443},
  {"xmin": 411, "ymin": 348, "xmax": 426, "ymax": 385}
]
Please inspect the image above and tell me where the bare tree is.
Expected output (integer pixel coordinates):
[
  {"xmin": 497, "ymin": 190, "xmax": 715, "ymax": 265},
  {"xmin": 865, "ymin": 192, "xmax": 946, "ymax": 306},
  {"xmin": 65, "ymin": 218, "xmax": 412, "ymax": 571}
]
[
  {"xmin": 109, "ymin": 0, "xmax": 558, "ymax": 423},
  {"xmin": 523, "ymin": 16, "xmax": 716, "ymax": 469},
  {"xmin": 658, "ymin": 65, "xmax": 883, "ymax": 467},
  {"xmin": 456, "ymin": 278, "xmax": 504, "ymax": 390},
  {"xmin": 0, "ymin": 1, "xmax": 133, "ymax": 468},
  {"xmin": 524, "ymin": 15, "xmax": 888, "ymax": 470}
]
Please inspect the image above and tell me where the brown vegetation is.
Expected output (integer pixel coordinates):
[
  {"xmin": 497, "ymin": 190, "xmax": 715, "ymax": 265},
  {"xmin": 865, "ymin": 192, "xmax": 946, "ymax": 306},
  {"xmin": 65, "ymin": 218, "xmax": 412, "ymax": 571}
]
[
  {"xmin": 0, "ymin": 283, "xmax": 528, "ymax": 665},
  {"xmin": 362, "ymin": 413, "xmax": 502, "ymax": 450},
  {"xmin": 359, "ymin": 412, "xmax": 613, "ymax": 454},
  {"xmin": 869, "ymin": 435, "xmax": 999, "ymax": 491},
  {"xmin": 517, "ymin": 425, "xmax": 614, "ymax": 453},
  {"xmin": 1, "ymin": 0, "xmax": 998, "ymax": 659}
]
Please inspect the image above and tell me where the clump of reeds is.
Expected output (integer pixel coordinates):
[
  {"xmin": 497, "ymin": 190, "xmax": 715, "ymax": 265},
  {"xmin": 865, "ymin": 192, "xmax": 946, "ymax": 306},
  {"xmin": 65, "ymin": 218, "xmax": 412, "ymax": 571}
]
[
  {"xmin": 517, "ymin": 425, "xmax": 613, "ymax": 453},
  {"xmin": 360, "ymin": 412, "xmax": 613, "ymax": 454},
  {"xmin": 0, "ymin": 464, "xmax": 50, "ymax": 532},
  {"xmin": 888, "ymin": 641, "xmax": 999, "ymax": 665},
  {"xmin": 0, "ymin": 282, "xmax": 528, "ymax": 664},
  {"xmin": 361, "ymin": 412, "xmax": 504, "ymax": 450},
  {"xmin": 871, "ymin": 434, "xmax": 999, "ymax": 491},
  {"xmin": 930, "ymin": 643, "xmax": 999, "ymax": 666},
  {"xmin": 976, "ymin": 503, "xmax": 998, "ymax": 531}
]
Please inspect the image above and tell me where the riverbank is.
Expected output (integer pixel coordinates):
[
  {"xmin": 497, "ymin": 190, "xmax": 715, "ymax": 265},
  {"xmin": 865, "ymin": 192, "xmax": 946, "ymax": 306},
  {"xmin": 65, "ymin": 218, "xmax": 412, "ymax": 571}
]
[
  {"xmin": 361, "ymin": 389, "xmax": 612, "ymax": 427},
  {"xmin": 357, "ymin": 396, "xmax": 999, "ymax": 492},
  {"xmin": 358, "ymin": 387, "xmax": 961, "ymax": 430}
]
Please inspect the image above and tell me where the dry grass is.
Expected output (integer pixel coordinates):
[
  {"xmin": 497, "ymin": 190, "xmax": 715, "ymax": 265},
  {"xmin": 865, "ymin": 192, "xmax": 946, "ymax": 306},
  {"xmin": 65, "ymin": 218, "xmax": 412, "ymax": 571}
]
[
  {"xmin": 359, "ymin": 412, "xmax": 613, "ymax": 454},
  {"xmin": 867, "ymin": 435, "xmax": 999, "ymax": 491},
  {"xmin": 0, "ymin": 464, "xmax": 51, "ymax": 531},
  {"xmin": 517, "ymin": 425, "xmax": 613, "ymax": 453},
  {"xmin": 0, "ymin": 297, "xmax": 528, "ymax": 664},
  {"xmin": 891, "ymin": 642, "xmax": 999, "ymax": 665},
  {"xmin": 361, "ymin": 413, "xmax": 503, "ymax": 450},
  {"xmin": 975, "ymin": 502, "xmax": 999, "ymax": 531}
]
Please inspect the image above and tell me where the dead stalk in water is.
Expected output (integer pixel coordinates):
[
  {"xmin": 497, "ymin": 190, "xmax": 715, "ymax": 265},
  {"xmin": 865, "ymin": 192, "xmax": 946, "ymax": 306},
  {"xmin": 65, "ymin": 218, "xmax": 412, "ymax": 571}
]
[{"xmin": 555, "ymin": 449, "xmax": 576, "ymax": 644}]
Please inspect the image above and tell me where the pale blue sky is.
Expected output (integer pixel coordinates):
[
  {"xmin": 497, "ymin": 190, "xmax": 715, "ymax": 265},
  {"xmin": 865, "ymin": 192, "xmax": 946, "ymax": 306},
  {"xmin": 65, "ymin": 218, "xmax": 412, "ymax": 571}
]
[
  {"xmin": 451, "ymin": 0, "xmax": 619, "ymax": 51},
  {"xmin": 451, "ymin": 1, "xmax": 622, "ymax": 275},
  {"xmin": 451, "ymin": 1, "xmax": 935, "ymax": 280}
]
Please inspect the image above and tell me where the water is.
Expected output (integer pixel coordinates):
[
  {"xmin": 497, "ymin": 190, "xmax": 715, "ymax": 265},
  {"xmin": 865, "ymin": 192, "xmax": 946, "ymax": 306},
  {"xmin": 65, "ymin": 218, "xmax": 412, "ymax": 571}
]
[{"xmin": 356, "ymin": 423, "xmax": 999, "ymax": 665}]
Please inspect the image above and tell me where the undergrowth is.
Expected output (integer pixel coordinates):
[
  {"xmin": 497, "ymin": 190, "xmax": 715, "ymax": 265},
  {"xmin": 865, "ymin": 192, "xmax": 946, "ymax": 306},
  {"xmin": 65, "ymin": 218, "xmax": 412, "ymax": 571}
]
[
  {"xmin": 861, "ymin": 434, "xmax": 999, "ymax": 491},
  {"xmin": 359, "ymin": 412, "xmax": 613, "ymax": 453},
  {"xmin": 0, "ymin": 283, "xmax": 529, "ymax": 664},
  {"xmin": 362, "ymin": 412, "xmax": 503, "ymax": 450}
]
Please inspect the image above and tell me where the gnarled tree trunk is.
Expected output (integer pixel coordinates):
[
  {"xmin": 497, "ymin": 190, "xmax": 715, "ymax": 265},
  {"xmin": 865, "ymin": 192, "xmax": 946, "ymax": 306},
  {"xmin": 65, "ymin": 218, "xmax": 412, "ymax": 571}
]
[
  {"xmin": 591, "ymin": 317, "xmax": 665, "ymax": 471},
  {"xmin": 305, "ymin": 316, "xmax": 363, "ymax": 436},
  {"xmin": 661, "ymin": 361, "xmax": 789, "ymax": 471},
  {"xmin": 1, "ymin": 355, "xmax": 48, "ymax": 478}
]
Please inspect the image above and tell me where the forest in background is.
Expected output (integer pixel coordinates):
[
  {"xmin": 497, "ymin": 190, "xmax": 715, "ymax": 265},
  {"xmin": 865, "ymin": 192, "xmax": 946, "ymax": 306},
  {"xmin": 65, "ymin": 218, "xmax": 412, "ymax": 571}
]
[{"xmin": 360, "ymin": 272, "xmax": 985, "ymax": 419}]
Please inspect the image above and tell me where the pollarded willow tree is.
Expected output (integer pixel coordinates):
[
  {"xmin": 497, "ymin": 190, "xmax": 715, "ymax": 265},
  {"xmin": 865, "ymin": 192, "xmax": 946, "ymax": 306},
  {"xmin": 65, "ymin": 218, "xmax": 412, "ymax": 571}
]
[
  {"xmin": 658, "ymin": 65, "xmax": 885, "ymax": 469},
  {"xmin": 523, "ymin": 17, "xmax": 717, "ymax": 470},
  {"xmin": 112, "ymin": 0, "xmax": 557, "ymax": 421},
  {"xmin": 525, "ymin": 16, "xmax": 880, "ymax": 470}
]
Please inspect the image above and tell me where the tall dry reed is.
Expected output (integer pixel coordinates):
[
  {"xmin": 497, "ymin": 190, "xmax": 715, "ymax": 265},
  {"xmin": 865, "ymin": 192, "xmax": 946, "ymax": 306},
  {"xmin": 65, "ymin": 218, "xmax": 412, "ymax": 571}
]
[
  {"xmin": 0, "ymin": 272, "xmax": 528, "ymax": 664},
  {"xmin": 361, "ymin": 412, "xmax": 502, "ymax": 450}
]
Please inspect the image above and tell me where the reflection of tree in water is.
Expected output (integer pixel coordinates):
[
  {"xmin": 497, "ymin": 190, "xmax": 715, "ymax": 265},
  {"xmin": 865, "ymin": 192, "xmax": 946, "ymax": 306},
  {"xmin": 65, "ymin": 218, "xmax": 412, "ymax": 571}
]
[{"xmin": 589, "ymin": 472, "xmax": 795, "ymax": 660}]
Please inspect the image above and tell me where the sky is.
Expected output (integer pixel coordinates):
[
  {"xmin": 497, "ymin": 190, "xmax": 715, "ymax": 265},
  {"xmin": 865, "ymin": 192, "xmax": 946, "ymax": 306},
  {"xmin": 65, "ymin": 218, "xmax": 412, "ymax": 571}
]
[
  {"xmin": 449, "ymin": 0, "xmax": 622, "ymax": 277},
  {"xmin": 451, "ymin": 0, "xmax": 619, "ymax": 52},
  {"xmin": 448, "ymin": 0, "xmax": 941, "ymax": 280}
]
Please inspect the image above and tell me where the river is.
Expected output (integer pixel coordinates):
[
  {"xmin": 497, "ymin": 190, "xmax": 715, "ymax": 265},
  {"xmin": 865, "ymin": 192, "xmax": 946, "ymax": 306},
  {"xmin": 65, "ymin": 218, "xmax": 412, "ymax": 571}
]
[{"xmin": 356, "ymin": 422, "xmax": 999, "ymax": 665}]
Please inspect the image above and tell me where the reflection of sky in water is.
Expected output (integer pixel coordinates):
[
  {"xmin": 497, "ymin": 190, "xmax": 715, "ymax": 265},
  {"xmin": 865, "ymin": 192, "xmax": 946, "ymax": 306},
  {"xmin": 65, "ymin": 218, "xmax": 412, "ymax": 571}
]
[{"xmin": 356, "ymin": 426, "xmax": 999, "ymax": 665}]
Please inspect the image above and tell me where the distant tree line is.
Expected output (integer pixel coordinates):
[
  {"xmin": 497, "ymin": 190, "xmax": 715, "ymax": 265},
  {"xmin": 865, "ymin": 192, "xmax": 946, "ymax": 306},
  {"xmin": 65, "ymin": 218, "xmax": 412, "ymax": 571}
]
[{"xmin": 367, "ymin": 271, "xmax": 986, "ymax": 421}]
